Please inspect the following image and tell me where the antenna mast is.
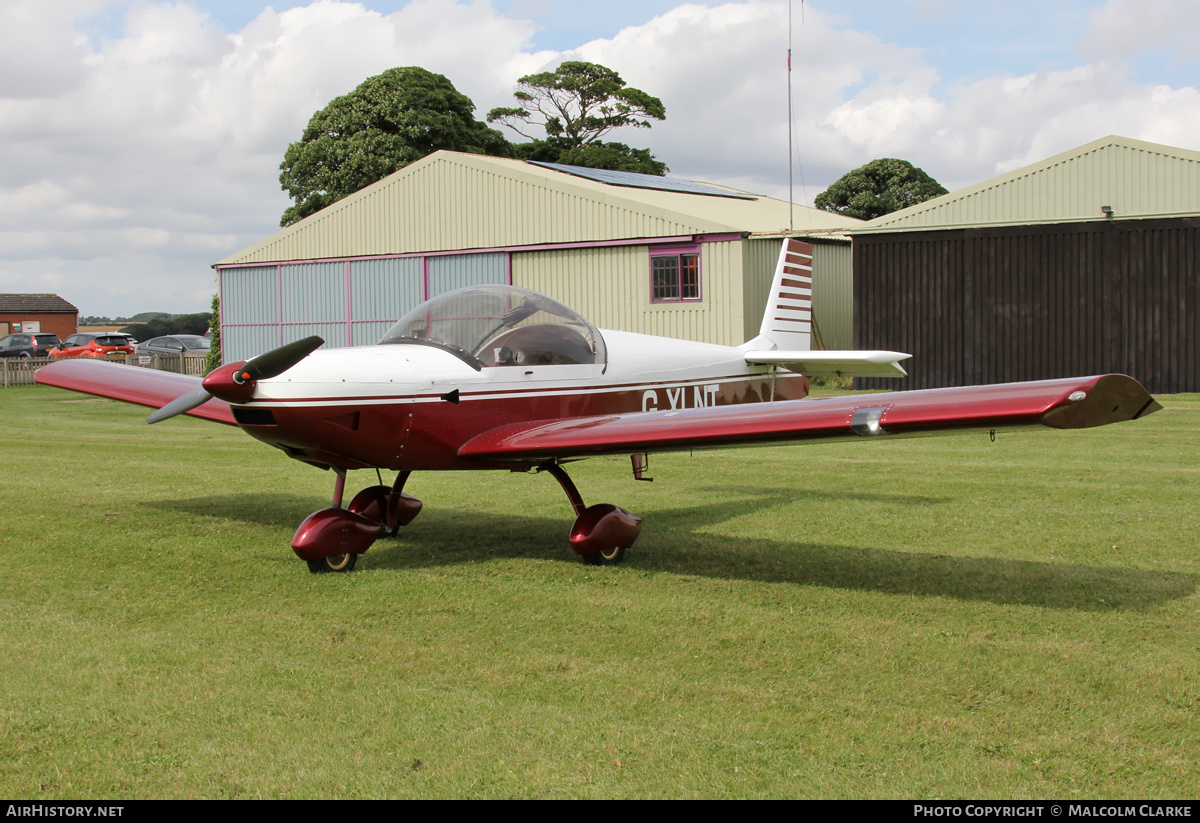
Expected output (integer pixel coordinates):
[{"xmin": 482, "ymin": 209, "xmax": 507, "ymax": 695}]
[{"xmin": 788, "ymin": 0, "xmax": 793, "ymax": 231}]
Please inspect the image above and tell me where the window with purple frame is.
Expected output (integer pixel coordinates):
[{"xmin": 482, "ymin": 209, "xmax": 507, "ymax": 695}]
[{"xmin": 650, "ymin": 244, "xmax": 701, "ymax": 302}]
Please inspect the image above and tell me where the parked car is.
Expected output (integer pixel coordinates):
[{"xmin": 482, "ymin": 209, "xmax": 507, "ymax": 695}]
[
  {"xmin": 0, "ymin": 332, "xmax": 62, "ymax": 358},
  {"xmin": 136, "ymin": 335, "xmax": 212, "ymax": 356},
  {"xmin": 49, "ymin": 333, "xmax": 136, "ymax": 360}
]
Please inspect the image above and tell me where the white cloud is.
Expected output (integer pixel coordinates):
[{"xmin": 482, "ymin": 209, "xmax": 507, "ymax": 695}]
[
  {"xmin": 0, "ymin": 0, "xmax": 98, "ymax": 99},
  {"xmin": 1080, "ymin": 0, "xmax": 1200, "ymax": 62}
]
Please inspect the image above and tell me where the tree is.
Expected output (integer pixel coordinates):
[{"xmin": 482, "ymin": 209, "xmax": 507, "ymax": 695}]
[
  {"xmin": 814, "ymin": 158, "xmax": 948, "ymax": 221},
  {"xmin": 205, "ymin": 293, "xmax": 221, "ymax": 375},
  {"xmin": 511, "ymin": 137, "xmax": 668, "ymax": 175},
  {"xmin": 119, "ymin": 312, "xmax": 209, "ymax": 343},
  {"xmin": 488, "ymin": 61, "xmax": 667, "ymax": 174},
  {"xmin": 278, "ymin": 67, "xmax": 511, "ymax": 227}
]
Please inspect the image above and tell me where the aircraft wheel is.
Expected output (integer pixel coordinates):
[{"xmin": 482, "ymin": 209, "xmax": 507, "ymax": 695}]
[
  {"xmin": 307, "ymin": 553, "xmax": 358, "ymax": 574},
  {"xmin": 582, "ymin": 545, "xmax": 626, "ymax": 566}
]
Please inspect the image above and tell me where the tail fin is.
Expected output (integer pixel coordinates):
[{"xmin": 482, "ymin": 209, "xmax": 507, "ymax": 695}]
[
  {"xmin": 748, "ymin": 237, "xmax": 814, "ymax": 351},
  {"xmin": 741, "ymin": 238, "xmax": 911, "ymax": 378}
]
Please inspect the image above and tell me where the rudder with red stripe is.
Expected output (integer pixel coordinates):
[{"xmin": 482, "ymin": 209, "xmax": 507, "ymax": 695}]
[{"xmin": 757, "ymin": 237, "xmax": 814, "ymax": 351}]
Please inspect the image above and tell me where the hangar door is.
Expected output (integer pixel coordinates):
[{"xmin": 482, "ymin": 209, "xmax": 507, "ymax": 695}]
[{"xmin": 218, "ymin": 252, "xmax": 508, "ymax": 362}]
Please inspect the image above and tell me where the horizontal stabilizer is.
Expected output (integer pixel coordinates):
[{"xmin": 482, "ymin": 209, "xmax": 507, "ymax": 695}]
[{"xmin": 745, "ymin": 349, "xmax": 912, "ymax": 378}]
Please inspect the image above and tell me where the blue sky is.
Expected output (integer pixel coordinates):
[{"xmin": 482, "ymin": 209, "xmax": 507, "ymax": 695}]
[{"xmin": 2, "ymin": 0, "xmax": 1197, "ymax": 315}]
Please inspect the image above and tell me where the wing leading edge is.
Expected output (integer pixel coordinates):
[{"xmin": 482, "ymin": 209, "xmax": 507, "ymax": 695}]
[
  {"xmin": 459, "ymin": 375, "xmax": 1161, "ymax": 461},
  {"xmin": 34, "ymin": 359, "xmax": 236, "ymax": 425}
]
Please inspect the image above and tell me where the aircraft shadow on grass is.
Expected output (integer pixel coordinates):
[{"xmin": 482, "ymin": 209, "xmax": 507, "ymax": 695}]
[{"xmin": 147, "ymin": 485, "xmax": 1195, "ymax": 613}]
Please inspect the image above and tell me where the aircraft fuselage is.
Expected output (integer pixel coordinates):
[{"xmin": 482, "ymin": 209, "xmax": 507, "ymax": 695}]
[{"xmin": 233, "ymin": 329, "xmax": 809, "ymax": 472}]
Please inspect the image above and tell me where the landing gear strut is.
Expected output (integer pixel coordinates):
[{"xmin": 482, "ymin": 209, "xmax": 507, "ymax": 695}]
[
  {"xmin": 541, "ymin": 462, "xmax": 642, "ymax": 565},
  {"xmin": 346, "ymin": 471, "xmax": 423, "ymax": 537},
  {"xmin": 292, "ymin": 469, "xmax": 423, "ymax": 573}
]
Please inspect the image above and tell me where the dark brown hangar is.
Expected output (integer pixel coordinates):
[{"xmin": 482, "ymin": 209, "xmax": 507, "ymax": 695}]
[{"xmin": 851, "ymin": 136, "xmax": 1200, "ymax": 394}]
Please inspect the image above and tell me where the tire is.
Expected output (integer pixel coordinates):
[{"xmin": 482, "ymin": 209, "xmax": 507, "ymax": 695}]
[
  {"xmin": 307, "ymin": 553, "xmax": 358, "ymax": 573},
  {"xmin": 582, "ymin": 545, "xmax": 626, "ymax": 566}
]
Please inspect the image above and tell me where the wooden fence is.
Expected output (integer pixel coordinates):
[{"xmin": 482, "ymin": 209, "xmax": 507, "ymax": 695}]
[{"xmin": 2, "ymin": 353, "xmax": 209, "ymax": 388}]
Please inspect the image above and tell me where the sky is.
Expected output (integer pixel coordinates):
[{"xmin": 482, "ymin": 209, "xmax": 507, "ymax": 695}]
[{"xmin": 2, "ymin": 0, "xmax": 1198, "ymax": 317}]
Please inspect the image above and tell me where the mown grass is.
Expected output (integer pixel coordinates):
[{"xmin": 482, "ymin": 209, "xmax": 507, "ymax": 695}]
[{"xmin": 1, "ymin": 386, "xmax": 1196, "ymax": 798}]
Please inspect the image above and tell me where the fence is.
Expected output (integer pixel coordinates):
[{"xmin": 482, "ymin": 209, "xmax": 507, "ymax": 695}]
[{"xmin": 1, "ymin": 353, "xmax": 209, "ymax": 388}]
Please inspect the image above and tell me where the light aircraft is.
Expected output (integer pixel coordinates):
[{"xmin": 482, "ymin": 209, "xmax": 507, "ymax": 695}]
[{"xmin": 36, "ymin": 240, "xmax": 1161, "ymax": 572}]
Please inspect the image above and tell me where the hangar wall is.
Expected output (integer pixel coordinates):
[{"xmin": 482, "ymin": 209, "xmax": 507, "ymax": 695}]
[
  {"xmin": 219, "ymin": 233, "xmax": 852, "ymax": 361},
  {"xmin": 219, "ymin": 252, "xmax": 507, "ymax": 363},
  {"xmin": 853, "ymin": 217, "xmax": 1200, "ymax": 394}
]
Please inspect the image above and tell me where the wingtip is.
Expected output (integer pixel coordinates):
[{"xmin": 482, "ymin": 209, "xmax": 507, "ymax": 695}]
[{"xmin": 1042, "ymin": 375, "xmax": 1160, "ymax": 429}]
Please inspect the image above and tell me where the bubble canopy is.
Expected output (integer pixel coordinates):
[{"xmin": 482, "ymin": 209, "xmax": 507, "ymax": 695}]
[{"xmin": 379, "ymin": 286, "xmax": 607, "ymax": 370}]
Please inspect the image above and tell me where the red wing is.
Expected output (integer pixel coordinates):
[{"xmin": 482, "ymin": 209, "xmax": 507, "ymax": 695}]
[
  {"xmin": 35, "ymin": 360, "xmax": 236, "ymax": 426},
  {"xmin": 459, "ymin": 375, "xmax": 1160, "ymax": 461}
]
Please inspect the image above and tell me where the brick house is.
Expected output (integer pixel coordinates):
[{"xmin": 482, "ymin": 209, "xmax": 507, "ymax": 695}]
[{"xmin": 0, "ymin": 294, "xmax": 79, "ymax": 339}]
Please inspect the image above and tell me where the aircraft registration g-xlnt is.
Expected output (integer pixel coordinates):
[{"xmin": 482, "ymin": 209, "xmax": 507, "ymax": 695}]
[{"xmin": 37, "ymin": 240, "xmax": 1162, "ymax": 573}]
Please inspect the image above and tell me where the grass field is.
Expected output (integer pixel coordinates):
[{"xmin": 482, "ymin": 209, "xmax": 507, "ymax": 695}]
[{"xmin": 2, "ymin": 385, "xmax": 1196, "ymax": 798}]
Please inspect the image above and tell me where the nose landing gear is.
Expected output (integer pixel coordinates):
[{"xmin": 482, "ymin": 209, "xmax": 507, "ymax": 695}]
[{"xmin": 292, "ymin": 470, "xmax": 424, "ymax": 573}]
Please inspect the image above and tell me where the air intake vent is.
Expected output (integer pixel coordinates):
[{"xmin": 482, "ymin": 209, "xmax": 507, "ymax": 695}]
[{"xmin": 233, "ymin": 408, "xmax": 276, "ymax": 426}]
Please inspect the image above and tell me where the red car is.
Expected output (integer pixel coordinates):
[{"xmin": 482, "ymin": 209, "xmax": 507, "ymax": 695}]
[{"xmin": 49, "ymin": 333, "xmax": 136, "ymax": 360}]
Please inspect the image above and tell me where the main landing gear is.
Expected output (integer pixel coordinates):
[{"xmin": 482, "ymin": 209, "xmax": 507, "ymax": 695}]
[
  {"xmin": 540, "ymin": 462, "xmax": 642, "ymax": 566},
  {"xmin": 291, "ymin": 470, "xmax": 423, "ymax": 573},
  {"xmin": 291, "ymin": 463, "xmax": 641, "ymax": 572}
]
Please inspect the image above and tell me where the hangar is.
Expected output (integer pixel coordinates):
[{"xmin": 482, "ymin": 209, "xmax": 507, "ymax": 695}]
[
  {"xmin": 852, "ymin": 136, "xmax": 1200, "ymax": 394},
  {"xmin": 214, "ymin": 151, "xmax": 859, "ymax": 363}
]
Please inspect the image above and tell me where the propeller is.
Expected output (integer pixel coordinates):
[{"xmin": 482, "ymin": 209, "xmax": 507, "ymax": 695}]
[
  {"xmin": 229, "ymin": 335, "xmax": 326, "ymax": 383},
  {"xmin": 147, "ymin": 336, "xmax": 324, "ymax": 424},
  {"xmin": 147, "ymin": 386, "xmax": 216, "ymax": 424}
]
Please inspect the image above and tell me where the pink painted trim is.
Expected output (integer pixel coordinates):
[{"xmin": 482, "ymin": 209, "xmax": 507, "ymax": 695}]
[
  {"xmin": 212, "ymin": 232, "xmax": 746, "ymax": 270},
  {"xmin": 649, "ymin": 242, "xmax": 703, "ymax": 304},
  {"xmin": 217, "ymin": 268, "xmax": 226, "ymax": 366},
  {"xmin": 344, "ymin": 260, "xmax": 353, "ymax": 347},
  {"xmin": 275, "ymin": 264, "xmax": 283, "ymax": 347},
  {"xmin": 222, "ymin": 321, "xmax": 346, "ymax": 328}
]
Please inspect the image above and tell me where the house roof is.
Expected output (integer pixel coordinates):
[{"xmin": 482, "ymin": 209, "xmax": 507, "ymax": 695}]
[
  {"xmin": 852, "ymin": 136, "xmax": 1200, "ymax": 235},
  {"xmin": 219, "ymin": 151, "xmax": 859, "ymax": 266},
  {"xmin": 0, "ymin": 294, "xmax": 79, "ymax": 314}
]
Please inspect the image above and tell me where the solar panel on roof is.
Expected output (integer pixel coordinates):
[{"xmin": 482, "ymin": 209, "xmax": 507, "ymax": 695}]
[{"xmin": 528, "ymin": 161, "xmax": 757, "ymax": 200}]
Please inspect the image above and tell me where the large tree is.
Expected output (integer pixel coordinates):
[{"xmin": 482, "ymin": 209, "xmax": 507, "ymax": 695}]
[
  {"xmin": 278, "ymin": 67, "xmax": 510, "ymax": 226},
  {"xmin": 488, "ymin": 61, "xmax": 667, "ymax": 174},
  {"xmin": 815, "ymin": 158, "xmax": 948, "ymax": 221},
  {"xmin": 510, "ymin": 137, "xmax": 668, "ymax": 175}
]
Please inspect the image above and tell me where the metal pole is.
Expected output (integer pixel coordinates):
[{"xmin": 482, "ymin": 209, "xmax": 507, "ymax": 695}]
[{"xmin": 788, "ymin": 0, "xmax": 793, "ymax": 232}]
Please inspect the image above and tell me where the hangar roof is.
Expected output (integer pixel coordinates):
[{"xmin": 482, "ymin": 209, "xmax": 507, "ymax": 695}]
[
  {"xmin": 218, "ymin": 151, "xmax": 858, "ymax": 265},
  {"xmin": 853, "ymin": 136, "xmax": 1200, "ymax": 235}
]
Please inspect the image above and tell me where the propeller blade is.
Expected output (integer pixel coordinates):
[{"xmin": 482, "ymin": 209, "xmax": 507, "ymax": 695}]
[
  {"xmin": 147, "ymin": 386, "xmax": 214, "ymax": 424},
  {"xmin": 239, "ymin": 335, "xmax": 324, "ymax": 382}
]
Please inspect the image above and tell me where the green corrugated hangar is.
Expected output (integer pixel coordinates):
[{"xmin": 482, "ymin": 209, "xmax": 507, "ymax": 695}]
[
  {"xmin": 852, "ymin": 135, "xmax": 1200, "ymax": 394},
  {"xmin": 215, "ymin": 152, "xmax": 859, "ymax": 363}
]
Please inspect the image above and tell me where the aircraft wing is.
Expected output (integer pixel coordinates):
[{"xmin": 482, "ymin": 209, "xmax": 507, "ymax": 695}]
[
  {"xmin": 744, "ymin": 349, "xmax": 911, "ymax": 378},
  {"xmin": 34, "ymin": 359, "xmax": 236, "ymax": 425},
  {"xmin": 458, "ymin": 374, "xmax": 1160, "ymax": 461}
]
